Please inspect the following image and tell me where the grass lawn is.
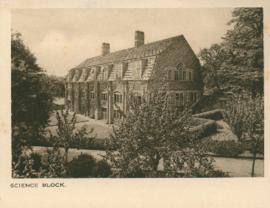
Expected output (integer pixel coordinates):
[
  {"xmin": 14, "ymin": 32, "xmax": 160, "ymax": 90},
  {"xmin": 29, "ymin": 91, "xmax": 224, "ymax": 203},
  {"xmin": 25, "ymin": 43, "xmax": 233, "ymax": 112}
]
[{"xmin": 47, "ymin": 111, "xmax": 113, "ymax": 139}]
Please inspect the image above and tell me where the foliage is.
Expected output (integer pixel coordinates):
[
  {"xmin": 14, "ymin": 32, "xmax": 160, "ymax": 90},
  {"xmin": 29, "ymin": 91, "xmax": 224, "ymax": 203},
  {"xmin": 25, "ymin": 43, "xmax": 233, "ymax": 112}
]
[
  {"xmin": 95, "ymin": 160, "xmax": 112, "ymax": 177},
  {"xmin": 161, "ymin": 145, "xmax": 228, "ymax": 177},
  {"xmin": 12, "ymin": 147, "xmax": 41, "ymax": 178},
  {"xmin": 66, "ymin": 154, "xmax": 112, "ymax": 178},
  {"xmin": 41, "ymin": 147, "xmax": 67, "ymax": 177},
  {"xmin": 193, "ymin": 109, "xmax": 224, "ymax": 120},
  {"xmin": 198, "ymin": 8, "xmax": 263, "ymax": 95},
  {"xmin": 49, "ymin": 109, "xmax": 95, "ymax": 163},
  {"xmin": 105, "ymin": 91, "xmax": 225, "ymax": 177},
  {"xmin": 66, "ymin": 154, "xmax": 97, "ymax": 177},
  {"xmin": 223, "ymin": 94, "xmax": 263, "ymax": 176},
  {"xmin": 203, "ymin": 139, "xmax": 244, "ymax": 157},
  {"xmin": 47, "ymin": 75, "xmax": 65, "ymax": 98},
  {"xmin": 11, "ymin": 31, "xmax": 53, "ymax": 163}
]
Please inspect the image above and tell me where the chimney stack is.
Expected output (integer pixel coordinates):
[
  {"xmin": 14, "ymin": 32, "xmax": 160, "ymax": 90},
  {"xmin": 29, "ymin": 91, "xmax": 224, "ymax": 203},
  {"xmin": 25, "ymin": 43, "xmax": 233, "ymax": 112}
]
[
  {"xmin": 135, "ymin": 31, "xmax": 144, "ymax": 47},
  {"xmin": 102, "ymin": 43, "xmax": 110, "ymax": 56}
]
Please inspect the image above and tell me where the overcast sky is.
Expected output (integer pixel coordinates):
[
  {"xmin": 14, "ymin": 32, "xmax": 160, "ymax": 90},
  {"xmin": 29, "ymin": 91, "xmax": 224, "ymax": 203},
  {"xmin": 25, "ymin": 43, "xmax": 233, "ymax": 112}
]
[{"xmin": 12, "ymin": 8, "xmax": 233, "ymax": 76}]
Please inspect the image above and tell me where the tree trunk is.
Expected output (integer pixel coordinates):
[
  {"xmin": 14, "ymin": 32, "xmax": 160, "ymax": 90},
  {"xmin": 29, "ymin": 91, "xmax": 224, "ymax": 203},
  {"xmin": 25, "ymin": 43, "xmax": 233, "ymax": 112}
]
[
  {"xmin": 251, "ymin": 151, "xmax": 256, "ymax": 177},
  {"xmin": 153, "ymin": 153, "xmax": 161, "ymax": 172},
  {"xmin": 64, "ymin": 147, "xmax": 69, "ymax": 164}
]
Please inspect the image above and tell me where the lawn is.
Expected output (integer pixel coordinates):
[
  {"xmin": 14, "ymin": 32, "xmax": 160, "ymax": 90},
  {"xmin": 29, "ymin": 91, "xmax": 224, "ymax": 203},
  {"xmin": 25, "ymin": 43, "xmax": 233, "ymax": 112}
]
[{"xmin": 47, "ymin": 111, "xmax": 113, "ymax": 139}]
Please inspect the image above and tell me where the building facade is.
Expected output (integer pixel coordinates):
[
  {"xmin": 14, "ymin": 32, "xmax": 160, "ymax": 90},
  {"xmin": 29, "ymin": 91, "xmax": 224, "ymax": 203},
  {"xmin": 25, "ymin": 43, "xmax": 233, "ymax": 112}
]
[{"xmin": 65, "ymin": 31, "xmax": 203, "ymax": 124}]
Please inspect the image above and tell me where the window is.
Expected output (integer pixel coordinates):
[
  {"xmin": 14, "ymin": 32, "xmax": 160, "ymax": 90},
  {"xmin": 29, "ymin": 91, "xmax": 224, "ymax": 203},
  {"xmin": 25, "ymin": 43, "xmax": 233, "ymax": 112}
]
[
  {"xmin": 114, "ymin": 92, "xmax": 122, "ymax": 103},
  {"xmin": 114, "ymin": 110, "xmax": 122, "ymax": 119},
  {"xmin": 176, "ymin": 92, "xmax": 184, "ymax": 105},
  {"xmin": 183, "ymin": 71, "xmax": 186, "ymax": 81},
  {"xmin": 175, "ymin": 93, "xmax": 180, "ymax": 104},
  {"xmin": 168, "ymin": 93, "xmax": 174, "ymax": 105},
  {"xmin": 134, "ymin": 95, "xmax": 142, "ymax": 105},
  {"xmin": 180, "ymin": 93, "xmax": 184, "ymax": 105},
  {"xmin": 189, "ymin": 92, "xmax": 198, "ymax": 103},
  {"xmin": 90, "ymin": 92, "xmax": 95, "ymax": 99},
  {"xmin": 101, "ymin": 93, "xmax": 107, "ymax": 101},
  {"xmin": 177, "ymin": 63, "xmax": 184, "ymax": 70},
  {"xmin": 174, "ymin": 70, "xmax": 179, "ymax": 80}
]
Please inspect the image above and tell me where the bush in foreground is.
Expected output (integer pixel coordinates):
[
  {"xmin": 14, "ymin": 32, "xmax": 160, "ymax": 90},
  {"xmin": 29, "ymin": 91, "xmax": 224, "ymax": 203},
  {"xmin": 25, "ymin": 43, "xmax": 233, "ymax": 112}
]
[{"xmin": 66, "ymin": 154, "xmax": 112, "ymax": 178}]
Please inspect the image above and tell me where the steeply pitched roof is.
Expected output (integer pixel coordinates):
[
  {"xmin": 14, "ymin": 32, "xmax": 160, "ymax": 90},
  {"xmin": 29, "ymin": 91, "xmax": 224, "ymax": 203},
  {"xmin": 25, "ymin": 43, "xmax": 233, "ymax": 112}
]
[{"xmin": 72, "ymin": 35, "xmax": 184, "ymax": 70}]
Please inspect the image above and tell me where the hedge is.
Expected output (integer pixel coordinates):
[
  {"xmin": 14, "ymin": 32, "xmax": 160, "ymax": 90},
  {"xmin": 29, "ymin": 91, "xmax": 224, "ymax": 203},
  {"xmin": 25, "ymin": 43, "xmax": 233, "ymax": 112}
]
[
  {"xmin": 28, "ymin": 136, "xmax": 108, "ymax": 150},
  {"xmin": 189, "ymin": 118, "xmax": 217, "ymax": 139},
  {"xmin": 193, "ymin": 109, "xmax": 224, "ymax": 120},
  {"xmin": 203, "ymin": 139, "xmax": 244, "ymax": 157}
]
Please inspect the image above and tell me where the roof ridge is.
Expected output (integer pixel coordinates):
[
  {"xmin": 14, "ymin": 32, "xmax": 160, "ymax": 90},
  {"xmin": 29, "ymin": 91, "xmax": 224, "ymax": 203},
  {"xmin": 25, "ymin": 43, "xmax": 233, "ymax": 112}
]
[{"xmin": 71, "ymin": 34, "xmax": 184, "ymax": 70}]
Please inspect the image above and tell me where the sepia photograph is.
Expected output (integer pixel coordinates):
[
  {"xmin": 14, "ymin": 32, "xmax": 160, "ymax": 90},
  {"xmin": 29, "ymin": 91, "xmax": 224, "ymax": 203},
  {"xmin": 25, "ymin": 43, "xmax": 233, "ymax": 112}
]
[{"xmin": 11, "ymin": 8, "xmax": 264, "ymax": 178}]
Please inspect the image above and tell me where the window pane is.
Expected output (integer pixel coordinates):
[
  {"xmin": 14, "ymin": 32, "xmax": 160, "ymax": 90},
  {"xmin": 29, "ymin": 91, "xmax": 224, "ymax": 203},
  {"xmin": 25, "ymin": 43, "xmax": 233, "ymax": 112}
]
[
  {"xmin": 183, "ymin": 71, "xmax": 186, "ymax": 80},
  {"xmin": 174, "ymin": 71, "xmax": 179, "ymax": 80},
  {"xmin": 180, "ymin": 93, "xmax": 183, "ymax": 105},
  {"xmin": 175, "ymin": 93, "xmax": 180, "ymax": 104}
]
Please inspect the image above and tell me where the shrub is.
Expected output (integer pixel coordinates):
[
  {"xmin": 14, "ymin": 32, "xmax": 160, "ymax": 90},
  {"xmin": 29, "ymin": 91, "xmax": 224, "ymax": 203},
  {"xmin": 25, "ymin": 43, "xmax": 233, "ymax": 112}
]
[
  {"xmin": 28, "ymin": 136, "xmax": 108, "ymax": 150},
  {"xmin": 66, "ymin": 153, "xmax": 97, "ymax": 178},
  {"xmin": 204, "ymin": 140, "xmax": 244, "ymax": 157},
  {"xmin": 189, "ymin": 119, "xmax": 217, "ymax": 139},
  {"xmin": 30, "ymin": 152, "xmax": 42, "ymax": 171},
  {"xmin": 95, "ymin": 160, "xmax": 112, "ymax": 177},
  {"xmin": 193, "ymin": 109, "xmax": 224, "ymax": 120}
]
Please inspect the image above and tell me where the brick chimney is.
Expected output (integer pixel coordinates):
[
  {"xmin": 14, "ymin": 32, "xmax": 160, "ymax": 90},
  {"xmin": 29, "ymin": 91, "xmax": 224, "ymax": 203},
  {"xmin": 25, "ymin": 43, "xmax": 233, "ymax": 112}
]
[
  {"xmin": 102, "ymin": 43, "xmax": 110, "ymax": 56},
  {"xmin": 135, "ymin": 31, "xmax": 144, "ymax": 47}
]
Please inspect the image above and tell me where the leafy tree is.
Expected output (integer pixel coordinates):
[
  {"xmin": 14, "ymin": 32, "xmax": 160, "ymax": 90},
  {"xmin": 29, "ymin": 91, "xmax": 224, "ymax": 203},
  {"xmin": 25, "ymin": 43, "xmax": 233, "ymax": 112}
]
[
  {"xmin": 47, "ymin": 75, "xmax": 65, "ymax": 98},
  {"xmin": 49, "ymin": 109, "xmax": 95, "ymax": 163},
  {"xmin": 198, "ymin": 8, "xmax": 263, "ymax": 95},
  {"xmin": 223, "ymin": 94, "xmax": 264, "ymax": 177},
  {"xmin": 11, "ymin": 32, "xmax": 53, "ymax": 164},
  {"xmin": 105, "ymin": 92, "xmax": 225, "ymax": 177}
]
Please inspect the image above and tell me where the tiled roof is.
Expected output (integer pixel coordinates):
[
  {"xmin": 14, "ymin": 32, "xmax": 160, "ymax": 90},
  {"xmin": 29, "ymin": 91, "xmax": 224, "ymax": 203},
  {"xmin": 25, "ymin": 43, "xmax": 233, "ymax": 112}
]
[{"xmin": 72, "ymin": 35, "xmax": 184, "ymax": 70}]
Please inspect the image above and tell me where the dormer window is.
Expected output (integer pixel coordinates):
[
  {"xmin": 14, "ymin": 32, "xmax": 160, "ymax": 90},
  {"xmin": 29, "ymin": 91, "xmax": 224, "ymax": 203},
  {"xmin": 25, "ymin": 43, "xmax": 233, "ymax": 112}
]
[
  {"xmin": 95, "ymin": 66, "xmax": 101, "ymax": 79},
  {"xmin": 141, "ymin": 59, "xmax": 148, "ymax": 77},
  {"xmin": 115, "ymin": 64, "xmax": 123, "ymax": 79}
]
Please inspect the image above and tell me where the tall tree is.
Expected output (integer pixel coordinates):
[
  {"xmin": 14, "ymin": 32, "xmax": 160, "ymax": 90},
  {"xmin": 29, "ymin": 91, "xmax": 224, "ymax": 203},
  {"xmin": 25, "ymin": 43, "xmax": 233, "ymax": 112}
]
[
  {"xmin": 12, "ymin": 32, "xmax": 53, "ymax": 162},
  {"xmin": 198, "ymin": 8, "xmax": 263, "ymax": 95}
]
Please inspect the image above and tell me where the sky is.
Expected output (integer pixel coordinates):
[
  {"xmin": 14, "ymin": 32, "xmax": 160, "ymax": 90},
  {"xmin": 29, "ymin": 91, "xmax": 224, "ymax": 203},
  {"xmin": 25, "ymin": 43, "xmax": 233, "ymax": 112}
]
[{"xmin": 11, "ymin": 8, "xmax": 233, "ymax": 76}]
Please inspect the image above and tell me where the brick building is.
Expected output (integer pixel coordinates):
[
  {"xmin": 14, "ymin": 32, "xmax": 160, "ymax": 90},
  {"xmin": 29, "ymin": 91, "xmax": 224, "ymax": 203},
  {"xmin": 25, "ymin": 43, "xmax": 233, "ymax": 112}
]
[{"xmin": 65, "ymin": 31, "xmax": 203, "ymax": 124}]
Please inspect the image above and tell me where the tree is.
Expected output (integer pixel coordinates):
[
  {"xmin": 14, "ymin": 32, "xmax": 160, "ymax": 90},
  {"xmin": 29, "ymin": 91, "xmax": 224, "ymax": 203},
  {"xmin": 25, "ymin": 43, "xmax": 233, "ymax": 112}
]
[
  {"xmin": 198, "ymin": 44, "xmax": 228, "ymax": 93},
  {"xmin": 105, "ymin": 91, "xmax": 225, "ymax": 177},
  {"xmin": 49, "ymin": 109, "xmax": 95, "ymax": 163},
  {"xmin": 223, "ymin": 94, "xmax": 264, "ymax": 177},
  {"xmin": 47, "ymin": 75, "xmax": 65, "ymax": 98},
  {"xmin": 198, "ymin": 8, "xmax": 263, "ymax": 95},
  {"xmin": 11, "ymin": 32, "xmax": 53, "ymax": 163}
]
